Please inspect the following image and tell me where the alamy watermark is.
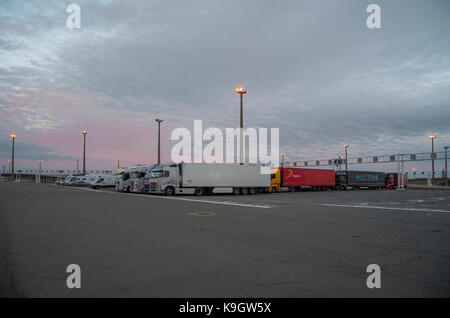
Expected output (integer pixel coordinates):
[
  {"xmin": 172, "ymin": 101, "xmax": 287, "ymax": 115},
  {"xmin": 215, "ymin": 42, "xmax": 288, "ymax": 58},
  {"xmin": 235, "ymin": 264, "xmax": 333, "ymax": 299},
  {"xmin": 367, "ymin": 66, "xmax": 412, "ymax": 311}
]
[
  {"xmin": 170, "ymin": 120, "xmax": 279, "ymax": 174},
  {"xmin": 366, "ymin": 264, "xmax": 381, "ymax": 289},
  {"xmin": 366, "ymin": 4, "xmax": 381, "ymax": 29},
  {"xmin": 66, "ymin": 4, "xmax": 81, "ymax": 29},
  {"xmin": 66, "ymin": 264, "xmax": 81, "ymax": 289}
]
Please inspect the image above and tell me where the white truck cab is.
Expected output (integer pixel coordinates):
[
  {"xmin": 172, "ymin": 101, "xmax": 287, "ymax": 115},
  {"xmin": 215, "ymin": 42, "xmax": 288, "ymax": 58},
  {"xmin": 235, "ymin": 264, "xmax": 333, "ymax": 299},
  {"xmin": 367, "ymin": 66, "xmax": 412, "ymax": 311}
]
[
  {"xmin": 130, "ymin": 165, "xmax": 152, "ymax": 193},
  {"xmin": 148, "ymin": 163, "xmax": 180, "ymax": 195},
  {"xmin": 117, "ymin": 165, "xmax": 147, "ymax": 192}
]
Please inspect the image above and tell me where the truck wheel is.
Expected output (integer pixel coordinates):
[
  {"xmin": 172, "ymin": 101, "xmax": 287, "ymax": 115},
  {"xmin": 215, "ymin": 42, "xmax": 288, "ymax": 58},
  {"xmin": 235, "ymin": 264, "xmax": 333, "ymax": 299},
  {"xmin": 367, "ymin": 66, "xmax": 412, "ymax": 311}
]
[
  {"xmin": 194, "ymin": 188, "xmax": 204, "ymax": 196},
  {"xmin": 233, "ymin": 188, "xmax": 241, "ymax": 195},
  {"xmin": 249, "ymin": 188, "xmax": 256, "ymax": 195},
  {"xmin": 165, "ymin": 187, "xmax": 175, "ymax": 196},
  {"xmin": 241, "ymin": 188, "xmax": 249, "ymax": 195}
]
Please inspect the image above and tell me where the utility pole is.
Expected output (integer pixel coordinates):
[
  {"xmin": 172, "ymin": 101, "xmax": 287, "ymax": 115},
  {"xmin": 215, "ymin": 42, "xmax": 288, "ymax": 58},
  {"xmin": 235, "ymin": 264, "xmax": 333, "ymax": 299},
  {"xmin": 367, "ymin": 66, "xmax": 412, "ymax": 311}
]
[
  {"xmin": 235, "ymin": 87, "xmax": 248, "ymax": 165},
  {"xmin": 10, "ymin": 134, "xmax": 16, "ymax": 182},
  {"xmin": 344, "ymin": 144, "xmax": 349, "ymax": 183},
  {"xmin": 430, "ymin": 135, "xmax": 436, "ymax": 184},
  {"xmin": 82, "ymin": 130, "xmax": 88, "ymax": 175},
  {"xmin": 445, "ymin": 146, "xmax": 449, "ymax": 187},
  {"xmin": 155, "ymin": 119, "xmax": 164, "ymax": 165},
  {"xmin": 38, "ymin": 160, "xmax": 42, "ymax": 183}
]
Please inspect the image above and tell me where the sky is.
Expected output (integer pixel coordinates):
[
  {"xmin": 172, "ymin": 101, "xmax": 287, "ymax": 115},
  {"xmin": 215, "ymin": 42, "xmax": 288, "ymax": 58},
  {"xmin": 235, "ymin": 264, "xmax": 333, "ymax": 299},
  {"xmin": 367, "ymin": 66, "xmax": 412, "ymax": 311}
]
[{"xmin": 1, "ymin": 0, "xmax": 450, "ymax": 173}]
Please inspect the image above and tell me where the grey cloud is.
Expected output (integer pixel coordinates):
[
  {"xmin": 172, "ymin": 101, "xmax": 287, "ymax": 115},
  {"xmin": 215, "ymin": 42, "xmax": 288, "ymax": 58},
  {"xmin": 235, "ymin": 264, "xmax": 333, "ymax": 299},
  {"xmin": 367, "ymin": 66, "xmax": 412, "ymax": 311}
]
[
  {"xmin": 0, "ymin": 138, "xmax": 77, "ymax": 161},
  {"xmin": 1, "ymin": 0, "xmax": 450, "ymax": 162}
]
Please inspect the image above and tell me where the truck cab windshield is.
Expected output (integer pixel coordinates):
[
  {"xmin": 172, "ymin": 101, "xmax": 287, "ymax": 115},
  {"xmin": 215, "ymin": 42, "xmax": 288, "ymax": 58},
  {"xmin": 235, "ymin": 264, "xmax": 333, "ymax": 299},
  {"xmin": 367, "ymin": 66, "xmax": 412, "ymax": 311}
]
[{"xmin": 149, "ymin": 171, "xmax": 164, "ymax": 178}]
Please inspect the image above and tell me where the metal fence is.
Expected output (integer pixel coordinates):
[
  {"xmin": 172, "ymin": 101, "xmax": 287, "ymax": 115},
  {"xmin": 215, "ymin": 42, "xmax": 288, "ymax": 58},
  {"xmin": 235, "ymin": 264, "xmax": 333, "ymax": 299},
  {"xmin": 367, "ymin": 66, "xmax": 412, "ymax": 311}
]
[{"xmin": 285, "ymin": 151, "xmax": 448, "ymax": 168}]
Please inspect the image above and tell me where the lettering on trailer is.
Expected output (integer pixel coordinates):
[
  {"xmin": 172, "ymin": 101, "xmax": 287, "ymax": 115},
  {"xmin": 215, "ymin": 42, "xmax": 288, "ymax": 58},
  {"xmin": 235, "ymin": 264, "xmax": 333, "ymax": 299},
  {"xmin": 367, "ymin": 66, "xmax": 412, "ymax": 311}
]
[
  {"xmin": 355, "ymin": 174, "xmax": 379, "ymax": 182},
  {"xmin": 285, "ymin": 169, "xmax": 301, "ymax": 180}
]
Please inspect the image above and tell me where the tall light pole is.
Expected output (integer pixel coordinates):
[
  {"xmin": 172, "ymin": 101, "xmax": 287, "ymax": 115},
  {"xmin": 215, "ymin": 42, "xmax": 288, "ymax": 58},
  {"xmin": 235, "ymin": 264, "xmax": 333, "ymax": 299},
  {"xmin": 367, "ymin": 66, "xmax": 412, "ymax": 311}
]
[
  {"xmin": 82, "ymin": 130, "xmax": 88, "ymax": 175},
  {"xmin": 76, "ymin": 159, "xmax": 79, "ymax": 174},
  {"xmin": 38, "ymin": 160, "xmax": 42, "ymax": 183},
  {"xmin": 10, "ymin": 134, "xmax": 16, "ymax": 182},
  {"xmin": 155, "ymin": 119, "xmax": 164, "ymax": 165},
  {"xmin": 8, "ymin": 160, "xmax": 10, "ymax": 173},
  {"xmin": 281, "ymin": 153, "xmax": 285, "ymax": 167},
  {"xmin": 117, "ymin": 159, "xmax": 120, "ymax": 169},
  {"xmin": 445, "ymin": 146, "xmax": 449, "ymax": 187},
  {"xmin": 430, "ymin": 135, "xmax": 436, "ymax": 184},
  {"xmin": 235, "ymin": 87, "xmax": 248, "ymax": 165},
  {"xmin": 344, "ymin": 144, "xmax": 349, "ymax": 173}
]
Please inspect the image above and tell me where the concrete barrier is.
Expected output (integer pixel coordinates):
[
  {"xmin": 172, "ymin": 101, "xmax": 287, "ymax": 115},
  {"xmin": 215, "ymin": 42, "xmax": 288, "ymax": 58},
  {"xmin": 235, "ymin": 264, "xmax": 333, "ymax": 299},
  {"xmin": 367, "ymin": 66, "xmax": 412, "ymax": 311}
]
[{"xmin": 407, "ymin": 184, "xmax": 450, "ymax": 190}]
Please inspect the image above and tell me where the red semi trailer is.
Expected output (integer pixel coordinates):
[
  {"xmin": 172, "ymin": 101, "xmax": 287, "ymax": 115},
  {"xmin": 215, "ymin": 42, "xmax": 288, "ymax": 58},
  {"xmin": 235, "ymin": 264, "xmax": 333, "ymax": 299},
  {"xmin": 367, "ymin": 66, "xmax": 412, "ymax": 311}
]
[{"xmin": 270, "ymin": 167, "xmax": 335, "ymax": 192}]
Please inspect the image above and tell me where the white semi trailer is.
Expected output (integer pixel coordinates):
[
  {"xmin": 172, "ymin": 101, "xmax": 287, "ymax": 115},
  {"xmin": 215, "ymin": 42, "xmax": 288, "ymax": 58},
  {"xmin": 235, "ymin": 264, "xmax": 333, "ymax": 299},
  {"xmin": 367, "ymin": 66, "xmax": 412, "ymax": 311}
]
[{"xmin": 147, "ymin": 163, "xmax": 270, "ymax": 195}]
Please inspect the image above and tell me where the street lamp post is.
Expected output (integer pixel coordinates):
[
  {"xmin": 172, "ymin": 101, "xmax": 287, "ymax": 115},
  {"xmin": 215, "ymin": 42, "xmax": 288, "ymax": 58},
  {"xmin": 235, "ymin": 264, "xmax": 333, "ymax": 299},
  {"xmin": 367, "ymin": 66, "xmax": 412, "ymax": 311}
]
[
  {"xmin": 76, "ymin": 159, "xmax": 79, "ymax": 174},
  {"xmin": 430, "ymin": 135, "xmax": 436, "ymax": 184},
  {"xmin": 82, "ymin": 130, "xmax": 88, "ymax": 175},
  {"xmin": 117, "ymin": 159, "xmax": 120, "ymax": 169},
  {"xmin": 235, "ymin": 87, "xmax": 248, "ymax": 165},
  {"xmin": 344, "ymin": 144, "xmax": 349, "ymax": 173},
  {"xmin": 10, "ymin": 134, "xmax": 16, "ymax": 182},
  {"xmin": 38, "ymin": 160, "xmax": 42, "ymax": 183},
  {"xmin": 281, "ymin": 153, "xmax": 285, "ymax": 167},
  {"xmin": 445, "ymin": 146, "xmax": 449, "ymax": 187},
  {"xmin": 155, "ymin": 119, "xmax": 164, "ymax": 165},
  {"xmin": 344, "ymin": 144, "xmax": 349, "ymax": 186}
]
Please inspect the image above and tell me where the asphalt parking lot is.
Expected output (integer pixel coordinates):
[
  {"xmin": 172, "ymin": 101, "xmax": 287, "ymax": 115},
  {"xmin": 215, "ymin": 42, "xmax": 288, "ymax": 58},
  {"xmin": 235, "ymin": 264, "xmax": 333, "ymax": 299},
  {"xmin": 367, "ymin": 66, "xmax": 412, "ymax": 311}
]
[{"xmin": 1, "ymin": 183, "xmax": 450, "ymax": 297}]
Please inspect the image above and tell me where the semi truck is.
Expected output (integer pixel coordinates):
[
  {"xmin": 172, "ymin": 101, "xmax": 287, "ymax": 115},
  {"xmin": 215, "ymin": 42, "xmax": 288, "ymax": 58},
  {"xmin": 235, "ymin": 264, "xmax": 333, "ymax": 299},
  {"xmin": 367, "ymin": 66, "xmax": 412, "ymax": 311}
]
[
  {"xmin": 270, "ymin": 167, "xmax": 335, "ymax": 192},
  {"xmin": 385, "ymin": 173, "xmax": 408, "ymax": 189},
  {"xmin": 116, "ymin": 165, "xmax": 148, "ymax": 192},
  {"xmin": 147, "ymin": 163, "xmax": 270, "ymax": 195},
  {"xmin": 130, "ymin": 165, "xmax": 155, "ymax": 193},
  {"xmin": 335, "ymin": 171, "xmax": 386, "ymax": 190}
]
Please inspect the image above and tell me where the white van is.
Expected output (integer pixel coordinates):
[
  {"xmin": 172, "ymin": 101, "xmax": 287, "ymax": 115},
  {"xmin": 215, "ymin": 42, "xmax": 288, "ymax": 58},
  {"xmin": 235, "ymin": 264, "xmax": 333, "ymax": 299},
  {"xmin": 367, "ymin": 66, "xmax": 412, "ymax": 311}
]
[
  {"xmin": 73, "ymin": 175, "xmax": 97, "ymax": 187},
  {"xmin": 91, "ymin": 175, "xmax": 116, "ymax": 189}
]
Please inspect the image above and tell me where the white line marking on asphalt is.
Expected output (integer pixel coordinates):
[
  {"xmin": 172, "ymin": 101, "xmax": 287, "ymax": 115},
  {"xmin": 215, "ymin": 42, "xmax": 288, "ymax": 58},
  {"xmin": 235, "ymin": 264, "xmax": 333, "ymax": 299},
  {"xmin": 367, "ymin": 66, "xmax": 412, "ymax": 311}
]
[
  {"xmin": 65, "ymin": 186, "xmax": 273, "ymax": 209},
  {"xmin": 321, "ymin": 203, "xmax": 450, "ymax": 214}
]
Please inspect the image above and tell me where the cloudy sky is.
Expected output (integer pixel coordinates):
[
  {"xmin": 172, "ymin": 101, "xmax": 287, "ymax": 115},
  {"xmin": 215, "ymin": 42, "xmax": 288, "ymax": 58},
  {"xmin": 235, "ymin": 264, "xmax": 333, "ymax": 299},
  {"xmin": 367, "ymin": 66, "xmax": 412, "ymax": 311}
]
[{"xmin": 1, "ymin": 0, "xmax": 449, "ymax": 172}]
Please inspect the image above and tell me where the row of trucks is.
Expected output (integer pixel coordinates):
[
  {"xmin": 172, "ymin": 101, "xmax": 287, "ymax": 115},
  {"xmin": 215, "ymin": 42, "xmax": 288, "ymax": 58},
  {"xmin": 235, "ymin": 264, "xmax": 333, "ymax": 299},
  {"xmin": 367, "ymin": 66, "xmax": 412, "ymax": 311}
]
[
  {"xmin": 57, "ymin": 165, "xmax": 406, "ymax": 195},
  {"xmin": 113, "ymin": 163, "xmax": 407, "ymax": 196},
  {"xmin": 270, "ymin": 168, "xmax": 406, "ymax": 192}
]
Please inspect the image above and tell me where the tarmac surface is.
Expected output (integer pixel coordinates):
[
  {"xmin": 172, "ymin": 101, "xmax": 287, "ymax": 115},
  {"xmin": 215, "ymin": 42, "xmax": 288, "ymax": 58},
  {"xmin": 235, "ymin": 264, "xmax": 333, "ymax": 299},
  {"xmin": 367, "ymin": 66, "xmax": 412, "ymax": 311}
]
[{"xmin": 1, "ymin": 183, "xmax": 449, "ymax": 297}]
